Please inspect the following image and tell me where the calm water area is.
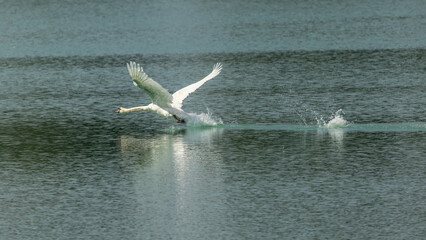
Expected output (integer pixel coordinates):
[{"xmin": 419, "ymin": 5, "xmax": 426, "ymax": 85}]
[{"xmin": 1, "ymin": 0, "xmax": 425, "ymax": 239}]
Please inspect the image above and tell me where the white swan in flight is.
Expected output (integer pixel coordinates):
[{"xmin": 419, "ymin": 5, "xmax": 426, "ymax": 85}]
[{"xmin": 116, "ymin": 61, "xmax": 222, "ymax": 123}]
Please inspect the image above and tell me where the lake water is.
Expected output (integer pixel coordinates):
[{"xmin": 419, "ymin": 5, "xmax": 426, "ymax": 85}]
[{"xmin": 1, "ymin": 0, "xmax": 425, "ymax": 239}]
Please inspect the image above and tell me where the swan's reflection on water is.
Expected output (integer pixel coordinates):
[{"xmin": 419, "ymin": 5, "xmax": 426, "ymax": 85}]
[
  {"xmin": 327, "ymin": 128, "xmax": 345, "ymax": 146},
  {"xmin": 316, "ymin": 127, "xmax": 345, "ymax": 148},
  {"xmin": 117, "ymin": 127, "xmax": 227, "ymax": 238}
]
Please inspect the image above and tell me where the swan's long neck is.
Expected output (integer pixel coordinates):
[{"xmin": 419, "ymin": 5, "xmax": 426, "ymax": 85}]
[
  {"xmin": 119, "ymin": 106, "xmax": 147, "ymax": 113},
  {"xmin": 118, "ymin": 104, "xmax": 173, "ymax": 118}
]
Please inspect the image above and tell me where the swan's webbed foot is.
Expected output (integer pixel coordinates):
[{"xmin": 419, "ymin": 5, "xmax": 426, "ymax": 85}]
[{"xmin": 173, "ymin": 115, "xmax": 186, "ymax": 124}]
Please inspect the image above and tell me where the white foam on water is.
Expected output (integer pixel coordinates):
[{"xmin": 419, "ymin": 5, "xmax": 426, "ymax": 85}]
[
  {"xmin": 185, "ymin": 109, "xmax": 223, "ymax": 127},
  {"xmin": 323, "ymin": 109, "xmax": 349, "ymax": 128}
]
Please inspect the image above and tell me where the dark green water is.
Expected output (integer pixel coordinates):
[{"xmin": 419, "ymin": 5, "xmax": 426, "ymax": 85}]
[{"xmin": 1, "ymin": 0, "xmax": 425, "ymax": 239}]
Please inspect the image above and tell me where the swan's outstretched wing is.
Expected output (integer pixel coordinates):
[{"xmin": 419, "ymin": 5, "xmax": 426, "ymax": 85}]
[
  {"xmin": 172, "ymin": 63, "xmax": 222, "ymax": 109},
  {"xmin": 127, "ymin": 61, "xmax": 173, "ymax": 108}
]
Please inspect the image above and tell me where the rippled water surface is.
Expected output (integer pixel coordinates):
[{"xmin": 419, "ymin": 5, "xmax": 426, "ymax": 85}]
[{"xmin": 1, "ymin": 0, "xmax": 425, "ymax": 239}]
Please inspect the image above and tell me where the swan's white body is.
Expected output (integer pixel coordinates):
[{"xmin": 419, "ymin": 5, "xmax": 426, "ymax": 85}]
[{"xmin": 117, "ymin": 62, "xmax": 222, "ymax": 122}]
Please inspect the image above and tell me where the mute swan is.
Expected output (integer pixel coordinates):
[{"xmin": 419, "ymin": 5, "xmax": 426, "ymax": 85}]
[{"xmin": 116, "ymin": 62, "xmax": 222, "ymax": 123}]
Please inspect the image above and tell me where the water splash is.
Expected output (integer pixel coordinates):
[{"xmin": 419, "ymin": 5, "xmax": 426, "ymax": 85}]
[
  {"xmin": 185, "ymin": 109, "xmax": 223, "ymax": 127},
  {"xmin": 321, "ymin": 109, "xmax": 349, "ymax": 128}
]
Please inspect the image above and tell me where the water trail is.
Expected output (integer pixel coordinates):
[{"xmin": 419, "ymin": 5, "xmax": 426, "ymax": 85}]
[
  {"xmin": 290, "ymin": 98, "xmax": 333, "ymax": 126},
  {"xmin": 292, "ymin": 99, "xmax": 349, "ymax": 128},
  {"xmin": 298, "ymin": 108, "xmax": 350, "ymax": 128}
]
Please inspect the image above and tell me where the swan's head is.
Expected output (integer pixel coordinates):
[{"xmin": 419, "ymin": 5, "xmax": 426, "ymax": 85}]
[{"xmin": 115, "ymin": 107, "xmax": 126, "ymax": 113}]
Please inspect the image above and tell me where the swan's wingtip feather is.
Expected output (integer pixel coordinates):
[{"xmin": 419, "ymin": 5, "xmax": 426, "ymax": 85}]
[
  {"xmin": 126, "ymin": 61, "xmax": 149, "ymax": 82},
  {"xmin": 212, "ymin": 62, "xmax": 223, "ymax": 74}
]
